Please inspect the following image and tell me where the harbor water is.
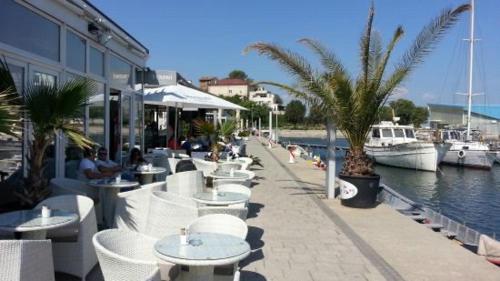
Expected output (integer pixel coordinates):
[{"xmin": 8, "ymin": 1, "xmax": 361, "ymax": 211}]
[{"xmin": 281, "ymin": 136, "xmax": 500, "ymax": 237}]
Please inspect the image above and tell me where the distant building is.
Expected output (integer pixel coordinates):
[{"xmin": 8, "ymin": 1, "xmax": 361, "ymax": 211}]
[
  {"xmin": 249, "ymin": 87, "xmax": 283, "ymax": 112},
  {"xmin": 428, "ymin": 104, "xmax": 500, "ymax": 139},
  {"xmin": 200, "ymin": 77, "xmax": 250, "ymax": 98},
  {"xmin": 199, "ymin": 76, "xmax": 217, "ymax": 92}
]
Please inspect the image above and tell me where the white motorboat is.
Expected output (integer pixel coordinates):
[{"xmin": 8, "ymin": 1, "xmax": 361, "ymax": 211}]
[
  {"xmin": 440, "ymin": 130, "xmax": 495, "ymax": 169},
  {"xmin": 365, "ymin": 122, "xmax": 450, "ymax": 172}
]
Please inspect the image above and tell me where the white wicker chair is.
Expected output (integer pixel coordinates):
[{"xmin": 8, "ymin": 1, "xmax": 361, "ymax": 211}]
[
  {"xmin": 144, "ymin": 191, "xmax": 199, "ymax": 239},
  {"xmin": 114, "ymin": 182, "xmax": 166, "ymax": 233},
  {"xmin": 145, "ymin": 192, "xmax": 248, "ymax": 238},
  {"xmin": 166, "ymin": 170, "xmax": 204, "ymax": 197},
  {"xmin": 217, "ymin": 184, "xmax": 251, "ymax": 207},
  {"xmin": 93, "ymin": 229, "xmax": 177, "ymax": 281},
  {"xmin": 213, "ymin": 178, "xmax": 251, "ymax": 188},
  {"xmin": 188, "ymin": 214, "xmax": 248, "ymax": 239},
  {"xmin": 217, "ymin": 163, "xmax": 243, "ymax": 173},
  {"xmin": 188, "ymin": 214, "xmax": 248, "ymax": 281},
  {"xmin": 236, "ymin": 170, "xmax": 255, "ymax": 181},
  {"xmin": 192, "ymin": 158, "xmax": 218, "ymax": 177},
  {"xmin": 50, "ymin": 177, "xmax": 99, "ymax": 202},
  {"xmin": 167, "ymin": 158, "xmax": 181, "ymax": 174},
  {"xmin": 0, "ymin": 240, "xmax": 55, "ymax": 281},
  {"xmin": 35, "ymin": 195, "xmax": 98, "ymax": 281},
  {"xmin": 236, "ymin": 157, "xmax": 253, "ymax": 170}
]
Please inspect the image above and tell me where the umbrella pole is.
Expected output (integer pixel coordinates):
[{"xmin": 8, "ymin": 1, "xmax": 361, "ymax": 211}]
[
  {"xmin": 174, "ymin": 105, "xmax": 178, "ymax": 150},
  {"xmin": 165, "ymin": 106, "xmax": 169, "ymax": 148}
]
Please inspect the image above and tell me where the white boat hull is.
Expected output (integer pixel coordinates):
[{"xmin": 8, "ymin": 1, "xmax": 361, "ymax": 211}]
[
  {"xmin": 442, "ymin": 149, "xmax": 495, "ymax": 169},
  {"xmin": 365, "ymin": 142, "xmax": 449, "ymax": 172}
]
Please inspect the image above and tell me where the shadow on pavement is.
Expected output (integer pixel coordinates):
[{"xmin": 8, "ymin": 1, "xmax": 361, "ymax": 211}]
[{"xmin": 247, "ymin": 202, "xmax": 264, "ymax": 219}]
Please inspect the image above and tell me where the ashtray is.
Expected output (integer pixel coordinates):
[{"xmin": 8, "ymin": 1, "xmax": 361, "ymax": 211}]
[
  {"xmin": 189, "ymin": 239, "xmax": 203, "ymax": 246},
  {"xmin": 218, "ymin": 192, "xmax": 226, "ymax": 197}
]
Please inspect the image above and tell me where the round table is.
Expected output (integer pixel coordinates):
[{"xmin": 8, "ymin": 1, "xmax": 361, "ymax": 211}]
[
  {"xmin": 154, "ymin": 232, "xmax": 250, "ymax": 281},
  {"xmin": 130, "ymin": 167, "xmax": 167, "ymax": 184},
  {"xmin": 209, "ymin": 171, "xmax": 249, "ymax": 180},
  {"xmin": 192, "ymin": 192, "xmax": 249, "ymax": 206},
  {"xmin": 0, "ymin": 209, "xmax": 78, "ymax": 239},
  {"xmin": 87, "ymin": 179, "xmax": 140, "ymax": 228}
]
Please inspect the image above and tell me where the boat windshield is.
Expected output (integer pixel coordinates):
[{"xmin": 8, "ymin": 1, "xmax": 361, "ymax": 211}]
[
  {"xmin": 404, "ymin": 129, "xmax": 415, "ymax": 139},
  {"xmin": 372, "ymin": 128, "xmax": 380, "ymax": 138},
  {"xmin": 394, "ymin": 129, "xmax": 404, "ymax": 138},
  {"xmin": 382, "ymin": 129, "xmax": 393, "ymax": 138}
]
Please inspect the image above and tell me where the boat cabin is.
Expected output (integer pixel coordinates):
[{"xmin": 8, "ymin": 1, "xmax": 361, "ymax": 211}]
[{"xmin": 366, "ymin": 121, "xmax": 417, "ymax": 146}]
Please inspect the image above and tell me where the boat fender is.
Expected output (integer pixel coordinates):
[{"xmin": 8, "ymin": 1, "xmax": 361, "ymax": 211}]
[{"xmin": 457, "ymin": 150, "xmax": 466, "ymax": 159}]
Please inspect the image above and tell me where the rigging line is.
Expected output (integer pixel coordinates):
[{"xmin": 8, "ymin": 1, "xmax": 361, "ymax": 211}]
[{"xmin": 438, "ymin": 21, "xmax": 464, "ymax": 105}]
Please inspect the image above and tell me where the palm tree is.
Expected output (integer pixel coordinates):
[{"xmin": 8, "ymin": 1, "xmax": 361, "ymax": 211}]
[
  {"xmin": 18, "ymin": 79, "xmax": 96, "ymax": 205},
  {"xmin": 245, "ymin": 3, "xmax": 469, "ymax": 198},
  {"xmin": 0, "ymin": 60, "xmax": 22, "ymax": 138}
]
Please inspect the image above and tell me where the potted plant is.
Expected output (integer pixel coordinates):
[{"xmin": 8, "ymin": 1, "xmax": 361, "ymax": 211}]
[{"xmin": 245, "ymin": 3, "xmax": 469, "ymax": 207}]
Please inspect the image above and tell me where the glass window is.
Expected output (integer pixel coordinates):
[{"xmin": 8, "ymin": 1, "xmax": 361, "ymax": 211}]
[
  {"xmin": 110, "ymin": 55, "xmax": 132, "ymax": 87},
  {"xmin": 90, "ymin": 47, "xmax": 104, "ymax": 76},
  {"xmin": 66, "ymin": 31, "xmax": 86, "ymax": 73},
  {"xmin": 0, "ymin": 0, "xmax": 59, "ymax": 61},
  {"xmin": 372, "ymin": 129, "xmax": 380, "ymax": 138},
  {"xmin": 134, "ymin": 94, "xmax": 143, "ymax": 150},
  {"xmin": 33, "ymin": 71, "xmax": 56, "ymax": 86},
  {"xmin": 382, "ymin": 129, "xmax": 393, "ymax": 138},
  {"xmin": 88, "ymin": 82, "xmax": 105, "ymax": 147},
  {"xmin": 0, "ymin": 64, "xmax": 24, "ymax": 183},
  {"xmin": 405, "ymin": 129, "xmax": 415, "ymax": 139},
  {"xmin": 394, "ymin": 129, "xmax": 404, "ymax": 138},
  {"xmin": 121, "ymin": 95, "xmax": 131, "ymax": 163}
]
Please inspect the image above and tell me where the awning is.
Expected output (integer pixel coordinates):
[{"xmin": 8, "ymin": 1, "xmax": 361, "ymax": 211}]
[{"xmin": 141, "ymin": 84, "xmax": 246, "ymax": 110}]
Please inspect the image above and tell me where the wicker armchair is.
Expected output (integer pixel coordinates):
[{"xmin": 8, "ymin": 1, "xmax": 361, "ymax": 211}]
[
  {"xmin": 213, "ymin": 178, "xmax": 251, "ymax": 188},
  {"xmin": 0, "ymin": 240, "xmax": 55, "ymax": 281},
  {"xmin": 192, "ymin": 158, "xmax": 218, "ymax": 177},
  {"xmin": 114, "ymin": 182, "xmax": 166, "ymax": 232},
  {"xmin": 35, "ymin": 195, "xmax": 98, "ymax": 281},
  {"xmin": 166, "ymin": 170, "xmax": 204, "ymax": 197},
  {"xmin": 93, "ymin": 229, "xmax": 177, "ymax": 281},
  {"xmin": 217, "ymin": 163, "xmax": 243, "ymax": 173}
]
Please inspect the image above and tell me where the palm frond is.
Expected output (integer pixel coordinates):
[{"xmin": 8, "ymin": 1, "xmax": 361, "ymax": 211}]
[
  {"xmin": 298, "ymin": 38, "xmax": 346, "ymax": 75},
  {"xmin": 383, "ymin": 4, "xmax": 470, "ymax": 95},
  {"xmin": 370, "ymin": 26, "xmax": 404, "ymax": 92},
  {"xmin": 360, "ymin": 3, "xmax": 375, "ymax": 88}
]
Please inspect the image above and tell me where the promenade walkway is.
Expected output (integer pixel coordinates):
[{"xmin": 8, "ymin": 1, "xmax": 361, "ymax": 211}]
[
  {"xmin": 247, "ymin": 137, "xmax": 500, "ymax": 281},
  {"xmin": 241, "ymin": 138, "xmax": 393, "ymax": 281}
]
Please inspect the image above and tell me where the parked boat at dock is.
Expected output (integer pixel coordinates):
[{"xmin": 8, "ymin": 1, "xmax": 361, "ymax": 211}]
[
  {"xmin": 364, "ymin": 122, "xmax": 450, "ymax": 172},
  {"xmin": 440, "ymin": 129, "xmax": 495, "ymax": 169}
]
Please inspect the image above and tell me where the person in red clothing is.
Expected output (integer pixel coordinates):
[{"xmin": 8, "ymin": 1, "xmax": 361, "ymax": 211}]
[{"xmin": 167, "ymin": 136, "xmax": 178, "ymax": 149}]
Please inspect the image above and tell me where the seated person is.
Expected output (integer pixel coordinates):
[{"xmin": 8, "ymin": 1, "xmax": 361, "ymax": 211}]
[
  {"xmin": 180, "ymin": 136, "xmax": 192, "ymax": 156},
  {"xmin": 95, "ymin": 147, "xmax": 121, "ymax": 174},
  {"xmin": 125, "ymin": 147, "xmax": 148, "ymax": 169},
  {"xmin": 77, "ymin": 148, "xmax": 111, "ymax": 181}
]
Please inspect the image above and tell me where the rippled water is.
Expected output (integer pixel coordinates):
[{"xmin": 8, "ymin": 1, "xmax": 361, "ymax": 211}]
[{"xmin": 281, "ymin": 137, "xmax": 500, "ymax": 236}]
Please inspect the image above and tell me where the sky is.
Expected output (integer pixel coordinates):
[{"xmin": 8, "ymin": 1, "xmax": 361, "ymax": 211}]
[{"xmin": 92, "ymin": 0, "xmax": 500, "ymax": 106}]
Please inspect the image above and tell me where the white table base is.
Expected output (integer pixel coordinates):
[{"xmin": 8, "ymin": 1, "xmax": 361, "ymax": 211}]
[
  {"xmin": 17, "ymin": 229, "xmax": 47, "ymax": 240},
  {"xmin": 185, "ymin": 266, "xmax": 214, "ymax": 281}
]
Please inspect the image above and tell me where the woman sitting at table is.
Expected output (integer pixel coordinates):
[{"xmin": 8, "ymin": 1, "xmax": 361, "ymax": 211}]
[{"xmin": 125, "ymin": 148, "xmax": 148, "ymax": 169}]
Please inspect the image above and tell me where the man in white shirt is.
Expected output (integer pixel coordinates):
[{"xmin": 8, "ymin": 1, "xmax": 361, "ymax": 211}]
[
  {"xmin": 77, "ymin": 148, "xmax": 105, "ymax": 181},
  {"xmin": 95, "ymin": 147, "xmax": 121, "ymax": 174}
]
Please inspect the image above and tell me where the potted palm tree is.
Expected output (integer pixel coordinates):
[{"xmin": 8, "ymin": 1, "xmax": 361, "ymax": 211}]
[
  {"xmin": 245, "ymin": 3, "xmax": 469, "ymax": 207},
  {"xmin": 19, "ymin": 79, "xmax": 96, "ymax": 205},
  {"xmin": 0, "ymin": 61, "xmax": 96, "ymax": 205}
]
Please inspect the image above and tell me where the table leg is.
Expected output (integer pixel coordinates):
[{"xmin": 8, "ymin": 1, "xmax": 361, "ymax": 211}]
[
  {"xmin": 187, "ymin": 266, "xmax": 214, "ymax": 281},
  {"xmin": 103, "ymin": 189, "xmax": 120, "ymax": 228},
  {"xmin": 140, "ymin": 174, "xmax": 154, "ymax": 185}
]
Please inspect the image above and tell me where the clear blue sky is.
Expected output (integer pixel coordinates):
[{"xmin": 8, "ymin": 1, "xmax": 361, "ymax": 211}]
[{"xmin": 93, "ymin": 0, "xmax": 500, "ymax": 106}]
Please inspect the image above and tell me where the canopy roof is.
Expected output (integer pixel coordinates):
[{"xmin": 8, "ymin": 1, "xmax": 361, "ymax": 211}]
[{"xmin": 142, "ymin": 84, "xmax": 246, "ymax": 110}]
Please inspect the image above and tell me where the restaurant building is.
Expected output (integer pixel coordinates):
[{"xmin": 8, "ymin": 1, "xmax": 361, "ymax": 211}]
[{"xmin": 0, "ymin": 0, "xmax": 149, "ymax": 179}]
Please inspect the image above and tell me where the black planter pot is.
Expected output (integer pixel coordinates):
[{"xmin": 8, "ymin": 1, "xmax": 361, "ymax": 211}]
[{"xmin": 339, "ymin": 173, "xmax": 381, "ymax": 208}]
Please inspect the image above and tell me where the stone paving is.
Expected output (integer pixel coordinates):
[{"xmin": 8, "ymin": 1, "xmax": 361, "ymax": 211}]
[{"xmin": 240, "ymin": 139, "xmax": 389, "ymax": 281}]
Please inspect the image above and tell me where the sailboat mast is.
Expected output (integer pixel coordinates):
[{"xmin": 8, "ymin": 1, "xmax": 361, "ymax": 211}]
[{"xmin": 466, "ymin": 0, "xmax": 475, "ymax": 140}]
